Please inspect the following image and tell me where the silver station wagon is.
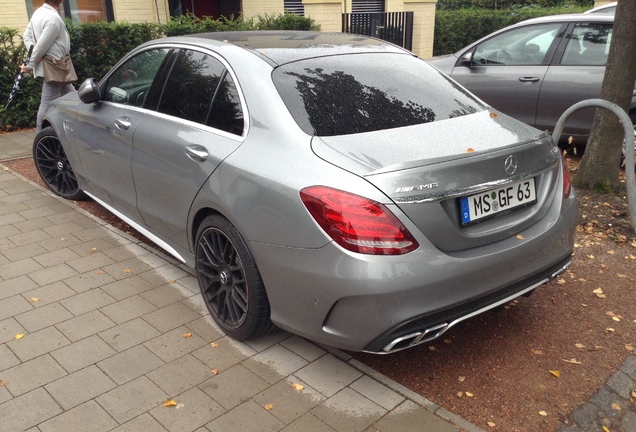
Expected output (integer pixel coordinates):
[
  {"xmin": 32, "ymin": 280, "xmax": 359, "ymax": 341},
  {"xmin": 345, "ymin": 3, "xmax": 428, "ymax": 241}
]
[{"xmin": 34, "ymin": 31, "xmax": 578, "ymax": 353}]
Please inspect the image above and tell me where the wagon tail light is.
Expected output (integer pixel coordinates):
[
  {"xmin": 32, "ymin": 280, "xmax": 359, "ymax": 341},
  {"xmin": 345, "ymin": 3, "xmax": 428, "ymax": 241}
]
[
  {"xmin": 561, "ymin": 154, "xmax": 572, "ymax": 199},
  {"xmin": 300, "ymin": 186, "xmax": 419, "ymax": 255}
]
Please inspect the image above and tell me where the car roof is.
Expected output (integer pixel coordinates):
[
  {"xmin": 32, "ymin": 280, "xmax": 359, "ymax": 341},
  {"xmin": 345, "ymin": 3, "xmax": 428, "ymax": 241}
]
[
  {"xmin": 151, "ymin": 31, "xmax": 411, "ymax": 66},
  {"xmin": 584, "ymin": 2, "xmax": 617, "ymax": 13},
  {"xmin": 514, "ymin": 12, "xmax": 614, "ymax": 26}
]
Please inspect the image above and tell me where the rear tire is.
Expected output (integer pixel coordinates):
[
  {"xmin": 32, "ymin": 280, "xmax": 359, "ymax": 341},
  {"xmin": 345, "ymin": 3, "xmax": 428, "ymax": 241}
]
[
  {"xmin": 33, "ymin": 127, "xmax": 87, "ymax": 201},
  {"xmin": 195, "ymin": 215, "xmax": 275, "ymax": 340}
]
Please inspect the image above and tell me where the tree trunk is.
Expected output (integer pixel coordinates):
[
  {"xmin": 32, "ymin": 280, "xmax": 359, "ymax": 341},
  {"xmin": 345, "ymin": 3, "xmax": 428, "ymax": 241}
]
[{"xmin": 572, "ymin": 0, "xmax": 636, "ymax": 190}]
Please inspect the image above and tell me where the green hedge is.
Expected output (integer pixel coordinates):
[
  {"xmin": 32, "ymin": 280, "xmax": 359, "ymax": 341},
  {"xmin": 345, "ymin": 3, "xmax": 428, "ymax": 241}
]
[
  {"xmin": 0, "ymin": 13, "xmax": 318, "ymax": 131},
  {"xmin": 433, "ymin": 6, "xmax": 588, "ymax": 56}
]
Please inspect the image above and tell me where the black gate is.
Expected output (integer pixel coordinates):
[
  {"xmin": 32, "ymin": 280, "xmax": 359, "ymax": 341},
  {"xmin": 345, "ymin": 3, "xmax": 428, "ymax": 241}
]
[{"xmin": 342, "ymin": 12, "xmax": 414, "ymax": 51}]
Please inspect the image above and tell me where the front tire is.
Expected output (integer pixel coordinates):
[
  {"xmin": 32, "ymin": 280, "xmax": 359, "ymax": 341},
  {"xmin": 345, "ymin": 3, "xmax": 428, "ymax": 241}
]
[
  {"xmin": 195, "ymin": 215, "xmax": 274, "ymax": 340},
  {"xmin": 33, "ymin": 127, "xmax": 87, "ymax": 200}
]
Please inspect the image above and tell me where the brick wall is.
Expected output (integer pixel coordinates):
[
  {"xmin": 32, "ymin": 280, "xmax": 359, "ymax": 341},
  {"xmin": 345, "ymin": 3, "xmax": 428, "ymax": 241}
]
[{"xmin": 242, "ymin": 0, "xmax": 284, "ymax": 20}]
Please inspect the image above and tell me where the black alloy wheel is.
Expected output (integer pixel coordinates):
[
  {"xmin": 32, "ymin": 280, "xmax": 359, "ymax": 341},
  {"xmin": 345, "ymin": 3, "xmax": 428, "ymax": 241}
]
[
  {"xmin": 33, "ymin": 127, "xmax": 87, "ymax": 200},
  {"xmin": 195, "ymin": 215, "xmax": 274, "ymax": 340}
]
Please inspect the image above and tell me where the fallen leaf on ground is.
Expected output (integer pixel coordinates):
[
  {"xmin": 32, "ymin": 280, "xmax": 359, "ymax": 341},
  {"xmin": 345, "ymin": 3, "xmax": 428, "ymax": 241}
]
[
  {"xmin": 517, "ymin": 235, "xmax": 525, "ymax": 240},
  {"xmin": 30, "ymin": 297, "xmax": 39, "ymax": 302},
  {"xmin": 458, "ymin": 376, "xmax": 466, "ymax": 382},
  {"xmin": 465, "ymin": 392, "xmax": 474, "ymax": 397},
  {"xmin": 457, "ymin": 391, "xmax": 463, "ymax": 397},
  {"xmin": 291, "ymin": 383, "xmax": 304, "ymax": 391},
  {"xmin": 562, "ymin": 358, "xmax": 582, "ymax": 365},
  {"xmin": 123, "ymin": 268, "xmax": 131, "ymax": 273},
  {"xmin": 210, "ymin": 342, "xmax": 219, "ymax": 347},
  {"xmin": 163, "ymin": 399, "xmax": 177, "ymax": 407},
  {"xmin": 575, "ymin": 343, "xmax": 585, "ymax": 349},
  {"xmin": 606, "ymin": 328, "xmax": 615, "ymax": 332},
  {"xmin": 626, "ymin": 344, "xmax": 635, "ymax": 352},
  {"xmin": 549, "ymin": 370, "xmax": 561, "ymax": 378},
  {"xmin": 539, "ymin": 411, "xmax": 548, "ymax": 417},
  {"xmin": 612, "ymin": 403, "xmax": 621, "ymax": 411},
  {"xmin": 14, "ymin": 334, "xmax": 24, "ymax": 340},
  {"xmin": 182, "ymin": 333, "xmax": 192, "ymax": 338},
  {"xmin": 0, "ymin": 380, "xmax": 5, "ymax": 387},
  {"xmin": 487, "ymin": 421, "xmax": 496, "ymax": 427},
  {"xmin": 593, "ymin": 288, "xmax": 606, "ymax": 299},
  {"xmin": 264, "ymin": 404, "xmax": 274, "ymax": 410},
  {"xmin": 211, "ymin": 369, "xmax": 220, "ymax": 375},
  {"xmin": 602, "ymin": 427, "xmax": 610, "ymax": 432}
]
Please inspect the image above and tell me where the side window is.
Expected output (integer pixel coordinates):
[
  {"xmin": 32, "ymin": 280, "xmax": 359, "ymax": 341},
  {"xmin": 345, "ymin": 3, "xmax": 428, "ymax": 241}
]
[
  {"xmin": 472, "ymin": 23, "xmax": 562, "ymax": 66},
  {"xmin": 157, "ymin": 50, "xmax": 225, "ymax": 125},
  {"xmin": 561, "ymin": 24, "xmax": 612, "ymax": 66},
  {"xmin": 206, "ymin": 73, "xmax": 244, "ymax": 136},
  {"xmin": 104, "ymin": 48, "xmax": 170, "ymax": 107}
]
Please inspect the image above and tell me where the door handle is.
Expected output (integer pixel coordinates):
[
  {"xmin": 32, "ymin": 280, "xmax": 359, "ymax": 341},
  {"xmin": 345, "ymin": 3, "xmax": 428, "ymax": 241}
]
[
  {"xmin": 186, "ymin": 145, "xmax": 208, "ymax": 162},
  {"xmin": 115, "ymin": 117, "xmax": 131, "ymax": 130},
  {"xmin": 518, "ymin": 77, "xmax": 540, "ymax": 83}
]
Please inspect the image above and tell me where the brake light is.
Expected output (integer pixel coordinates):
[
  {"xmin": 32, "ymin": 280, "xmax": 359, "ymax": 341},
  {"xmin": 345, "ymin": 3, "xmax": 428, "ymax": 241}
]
[
  {"xmin": 561, "ymin": 155, "xmax": 572, "ymax": 199},
  {"xmin": 300, "ymin": 186, "xmax": 419, "ymax": 255}
]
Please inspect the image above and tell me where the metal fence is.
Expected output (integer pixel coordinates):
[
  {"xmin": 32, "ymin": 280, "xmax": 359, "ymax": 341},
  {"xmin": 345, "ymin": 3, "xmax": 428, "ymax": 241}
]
[{"xmin": 342, "ymin": 12, "xmax": 414, "ymax": 51}]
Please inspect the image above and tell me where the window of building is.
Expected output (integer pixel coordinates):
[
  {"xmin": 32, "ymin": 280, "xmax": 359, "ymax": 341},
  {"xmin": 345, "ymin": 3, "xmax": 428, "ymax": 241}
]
[
  {"xmin": 26, "ymin": 0, "xmax": 113, "ymax": 24},
  {"xmin": 284, "ymin": 0, "xmax": 304, "ymax": 15}
]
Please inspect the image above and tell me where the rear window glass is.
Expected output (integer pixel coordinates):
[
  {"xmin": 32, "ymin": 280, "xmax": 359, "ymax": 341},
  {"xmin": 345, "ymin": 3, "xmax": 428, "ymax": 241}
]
[{"xmin": 272, "ymin": 53, "xmax": 486, "ymax": 136}]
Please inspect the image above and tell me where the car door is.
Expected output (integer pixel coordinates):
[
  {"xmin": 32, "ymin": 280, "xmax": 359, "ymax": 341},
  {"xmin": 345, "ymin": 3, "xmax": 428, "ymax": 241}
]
[
  {"xmin": 71, "ymin": 47, "xmax": 172, "ymax": 220},
  {"xmin": 131, "ymin": 48, "xmax": 246, "ymax": 251},
  {"xmin": 447, "ymin": 22, "xmax": 565, "ymax": 128},
  {"xmin": 537, "ymin": 22, "xmax": 612, "ymax": 138}
]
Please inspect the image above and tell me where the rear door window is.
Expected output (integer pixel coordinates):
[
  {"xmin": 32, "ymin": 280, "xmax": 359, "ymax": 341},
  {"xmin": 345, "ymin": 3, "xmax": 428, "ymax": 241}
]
[{"xmin": 560, "ymin": 23, "xmax": 612, "ymax": 65}]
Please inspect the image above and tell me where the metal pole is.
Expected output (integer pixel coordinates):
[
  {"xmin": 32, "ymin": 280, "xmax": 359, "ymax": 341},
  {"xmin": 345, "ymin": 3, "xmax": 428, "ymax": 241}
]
[{"xmin": 552, "ymin": 98, "xmax": 636, "ymax": 233}]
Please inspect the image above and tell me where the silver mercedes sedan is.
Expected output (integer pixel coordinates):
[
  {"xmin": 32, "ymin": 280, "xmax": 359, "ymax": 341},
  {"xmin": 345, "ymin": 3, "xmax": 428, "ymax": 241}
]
[{"xmin": 34, "ymin": 31, "xmax": 578, "ymax": 353}]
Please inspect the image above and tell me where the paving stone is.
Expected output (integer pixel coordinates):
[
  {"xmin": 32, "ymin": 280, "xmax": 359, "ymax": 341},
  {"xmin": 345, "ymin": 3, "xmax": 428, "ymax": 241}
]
[
  {"xmin": 622, "ymin": 411, "xmax": 636, "ymax": 431},
  {"xmin": 0, "ymin": 386, "xmax": 11, "ymax": 404},
  {"xmin": 100, "ymin": 317, "xmax": 161, "ymax": 351},
  {"xmin": 103, "ymin": 258, "xmax": 153, "ymax": 280},
  {"xmin": 51, "ymin": 334, "xmax": 116, "ymax": 373},
  {"xmin": 29, "ymin": 262, "xmax": 78, "ymax": 286},
  {"xmin": 64, "ymin": 270, "xmax": 117, "ymax": 293},
  {"xmin": 38, "ymin": 234, "xmax": 83, "ymax": 252},
  {"xmin": 98, "ymin": 345, "xmax": 165, "ymax": 384},
  {"xmin": 1, "ymin": 242, "xmax": 46, "ymax": 262},
  {"xmin": 0, "ymin": 317, "xmax": 26, "ymax": 344},
  {"xmin": 56, "ymin": 310, "xmax": 116, "ymax": 342},
  {"xmin": 0, "ymin": 257, "xmax": 42, "ymax": 280},
  {"xmin": 0, "ymin": 212, "xmax": 26, "ymax": 228},
  {"xmin": 101, "ymin": 295, "xmax": 157, "ymax": 324},
  {"xmin": 2, "ymin": 355, "xmax": 67, "ymax": 396},
  {"xmin": 280, "ymin": 336, "xmax": 327, "ymax": 362},
  {"xmin": 205, "ymin": 399, "xmax": 285, "ymax": 432},
  {"xmin": 295, "ymin": 354, "xmax": 363, "ymax": 397},
  {"xmin": 42, "ymin": 221, "xmax": 89, "ymax": 238},
  {"xmin": 19, "ymin": 206, "xmax": 62, "ymax": 221},
  {"xmin": 244, "ymin": 330, "xmax": 292, "ymax": 353},
  {"xmin": 243, "ymin": 344, "xmax": 308, "ymax": 385},
  {"xmin": 589, "ymin": 386, "xmax": 629, "ymax": 418},
  {"xmin": 0, "ymin": 275, "xmax": 39, "ymax": 300},
  {"xmin": 253, "ymin": 377, "xmax": 326, "ymax": 424},
  {"xmin": 569, "ymin": 402, "xmax": 607, "ymax": 430},
  {"xmin": 67, "ymin": 252, "xmax": 116, "ymax": 273},
  {"xmin": 192, "ymin": 335, "xmax": 253, "ymax": 372},
  {"xmin": 7, "ymin": 228, "xmax": 51, "ymax": 246},
  {"xmin": 6, "ymin": 326, "xmax": 70, "ymax": 362},
  {"xmin": 140, "ymin": 283, "xmax": 189, "ymax": 309},
  {"xmin": 149, "ymin": 386, "xmax": 224, "ymax": 431},
  {"xmin": 373, "ymin": 400, "xmax": 460, "ymax": 432},
  {"xmin": 184, "ymin": 316, "xmax": 224, "ymax": 343},
  {"xmin": 0, "ymin": 295, "xmax": 33, "ymax": 321},
  {"xmin": 147, "ymin": 354, "xmax": 212, "ymax": 396},
  {"xmin": 280, "ymin": 413, "xmax": 337, "ymax": 432},
  {"xmin": 60, "ymin": 288, "xmax": 115, "ymax": 316},
  {"xmin": 33, "ymin": 247, "xmax": 82, "ymax": 268},
  {"xmin": 0, "ymin": 388, "xmax": 63, "ymax": 432},
  {"xmin": 312, "ymin": 387, "xmax": 386, "ymax": 432},
  {"xmin": 38, "ymin": 400, "xmax": 118, "ymax": 432},
  {"xmin": 45, "ymin": 365, "xmax": 116, "ymax": 410},
  {"xmin": 109, "ymin": 413, "xmax": 169, "ymax": 432},
  {"xmin": 15, "ymin": 301, "xmax": 74, "ymax": 332},
  {"xmin": 103, "ymin": 244, "xmax": 155, "ymax": 263},
  {"xmin": 0, "ymin": 344, "xmax": 20, "ymax": 371},
  {"xmin": 350, "ymin": 376, "xmax": 405, "ymax": 411},
  {"xmin": 200, "ymin": 364, "xmax": 270, "ymax": 410},
  {"xmin": 606, "ymin": 370, "xmax": 636, "ymax": 400},
  {"xmin": 96, "ymin": 376, "xmax": 168, "ymax": 424},
  {"xmin": 13, "ymin": 216, "xmax": 53, "ymax": 234},
  {"xmin": 144, "ymin": 326, "xmax": 207, "ymax": 363},
  {"xmin": 101, "ymin": 275, "xmax": 156, "ymax": 300},
  {"xmin": 143, "ymin": 302, "xmax": 202, "ymax": 333},
  {"xmin": 619, "ymin": 354, "xmax": 636, "ymax": 381},
  {"xmin": 21, "ymin": 281, "xmax": 76, "ymax": 307}
]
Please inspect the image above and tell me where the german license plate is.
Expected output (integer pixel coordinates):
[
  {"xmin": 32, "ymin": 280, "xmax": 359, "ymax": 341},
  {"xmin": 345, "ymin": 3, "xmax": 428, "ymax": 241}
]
[{"xmin": 460, "ymin": 178, "xmax": 536, "ymax": 225}]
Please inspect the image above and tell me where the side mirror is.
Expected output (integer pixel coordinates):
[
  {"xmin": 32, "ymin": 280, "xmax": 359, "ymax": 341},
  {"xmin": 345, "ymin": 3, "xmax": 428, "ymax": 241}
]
[
  {"xmin": 459, "ymin": 52, "xmax": 473, "ymax": 67},
  {"xmin": 78, "ymin": 78, "xmax": 101, "ymax": 104}
]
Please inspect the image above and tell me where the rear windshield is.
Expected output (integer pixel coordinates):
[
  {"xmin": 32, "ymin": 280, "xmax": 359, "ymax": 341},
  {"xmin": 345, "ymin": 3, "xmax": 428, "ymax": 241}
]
[{"xmin": 272, "ymin": 53, "xmax": 486, "ymax": 136}]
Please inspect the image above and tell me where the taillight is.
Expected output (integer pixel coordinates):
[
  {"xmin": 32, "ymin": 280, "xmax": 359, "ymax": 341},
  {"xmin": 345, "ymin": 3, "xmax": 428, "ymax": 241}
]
[
  {"xmin": 561, "ymin": 154, "xmax": 572, "ymax": 199},
  {"xmin": 300, "ymin": 186, "xmax": 419, "ymax": 255}
]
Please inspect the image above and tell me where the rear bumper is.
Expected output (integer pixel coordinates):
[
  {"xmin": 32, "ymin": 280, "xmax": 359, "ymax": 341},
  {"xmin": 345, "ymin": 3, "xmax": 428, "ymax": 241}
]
[{"xmin": 249, "ymin": 191, "xmax": 578, "ymax": 353}]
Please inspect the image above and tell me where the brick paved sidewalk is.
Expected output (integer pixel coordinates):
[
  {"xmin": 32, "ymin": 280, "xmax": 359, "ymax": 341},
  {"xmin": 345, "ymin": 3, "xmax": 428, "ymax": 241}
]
[{"xmin": 0, "ymin": 130, "xmax": 478, "ymax": 432}]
